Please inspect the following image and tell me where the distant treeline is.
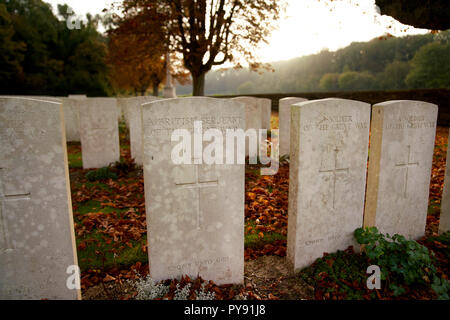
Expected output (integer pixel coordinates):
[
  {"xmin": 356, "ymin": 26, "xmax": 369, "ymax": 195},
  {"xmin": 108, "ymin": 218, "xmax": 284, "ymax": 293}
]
[
  {"xmin": 1, "ymin": 0, "xmax": 449, "ymax": 97},
  {"xmin": 0, "ymin": 0, "xmax": 110, "ymax": 96},
  {"xmin": 177, "ymin": 30, "xmax": 450, "ymax": 95}
]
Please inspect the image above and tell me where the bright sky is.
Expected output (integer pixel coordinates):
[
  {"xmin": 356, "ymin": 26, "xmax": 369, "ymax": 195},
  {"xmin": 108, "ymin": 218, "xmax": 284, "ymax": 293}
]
[{"xmin": 45, "ymin": 0, "xmax": 429, "ymax": 62}]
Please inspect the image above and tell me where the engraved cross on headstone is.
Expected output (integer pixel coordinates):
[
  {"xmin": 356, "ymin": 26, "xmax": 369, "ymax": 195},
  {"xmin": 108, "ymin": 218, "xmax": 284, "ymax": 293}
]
[
  {"xmin": 0, "ymin": 167, "xmax": 31, "ymax": 250},
  {"xmin": 395, "ymin": 145, "xmax": 419, "ymax": 198},
  {"xmin": 175, "ymin": 163, "xmax": 218, "ymax": 230},
  {"xmin": 319, "ymin": 147, "xmax": 349, "ymax": 209}
]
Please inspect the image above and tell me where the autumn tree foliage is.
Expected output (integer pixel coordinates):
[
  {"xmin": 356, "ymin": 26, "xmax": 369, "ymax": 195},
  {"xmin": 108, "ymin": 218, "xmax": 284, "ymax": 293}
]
[
  {"xmin": 107, "ymin": 3, "xmax": 167, "ymax": 96},
  {"xmin": 120, "ymin": 0, "xmax": 285, "ymax": 96}
]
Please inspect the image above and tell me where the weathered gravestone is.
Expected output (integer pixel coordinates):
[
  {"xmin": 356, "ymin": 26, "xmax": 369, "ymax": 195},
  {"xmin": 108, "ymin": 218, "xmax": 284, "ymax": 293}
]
[
  {"xmin": 62, "ymin": 98, "xmax": 81, "ymax": 142},
  {"xmin": 231, "ymin": 96, "xmax": 262, "ymax": 158},
  {"xmin": 29, "ymin": 96, "xmax": 62, "ymax": 102},
  {"xmin": 128, "ymin": 96, "xmax": 162, "ymax": 165},
  {"xmin": 439, "ymin": 130, "xmax": 450, "ymax": 235},
  {"xmin": 68, "ymin": 94, "xmax": 87, "ymax": 99},
  {"xmin": 78, "ymin": 98, "xmax": 120, "ymax": 169},
  {"xmin": 287, "ymin": 98, "xmax": 370, "ymax": 271},
  {"xmin": 258, "ymin": 98, "xmax": 272, "ymax": 130},
  {"xmin": 34, "ymin": 95, "xmax": 84, "ymax": 142},
  {"xmin": 279, "ymin": 97, "xmax": 308, "ymax": 156},
  {"xmin": 231, "ymin": 97, "xmax": 262, "ymax": 131},
  {"xmin": 142, "ymin": 97, "xmax": 245, "ymax": 285},
  {"xmin": 3, "ymin": 96, "xmax": 61, "ymax": 103},
  {"xmin": 0, "ymin": 97, "xmax": 80, "ymax": 300},
  {"xmin": 4, "ymin": 97, "xmax": 80, "ymax": 142},
  {"xmin": 364, "ymin": 100, "xmax": 437, "ymax": 240}
]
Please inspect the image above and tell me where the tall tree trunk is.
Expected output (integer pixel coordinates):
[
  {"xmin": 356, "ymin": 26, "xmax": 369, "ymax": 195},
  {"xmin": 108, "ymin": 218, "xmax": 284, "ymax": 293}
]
[{"xmin": 192, "ymin": 72, "xmax": 206, "ymax": 96}]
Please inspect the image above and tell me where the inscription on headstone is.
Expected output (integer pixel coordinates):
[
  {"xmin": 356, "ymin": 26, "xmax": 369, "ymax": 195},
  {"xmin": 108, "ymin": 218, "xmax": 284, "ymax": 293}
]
[
  {"xmin": 364, "ymin": 100, "xmax": 438, "ymax": 240},
  {"xmin": 287, "ymin": 98, "xmax": 370, "ymax": 271},
  {"xmin": 129, "ymin": 96, "xmax": 161, "ymax": 165},
  {"xmin": 142, "ymin": 97, "xmax": 245, "ymax": 284}
]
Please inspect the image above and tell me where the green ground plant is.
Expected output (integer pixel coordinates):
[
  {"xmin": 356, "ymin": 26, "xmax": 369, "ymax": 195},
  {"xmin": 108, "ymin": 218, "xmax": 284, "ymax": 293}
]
[
  {"xmin": 244, "ymin": 220, "xmax": 286, "ymax": 249},
  {"xmin": 86, "ymin": 167, "xmax": 118, "ymax": 182},
  {"xmin": 355, "ymin": 227, "xmax": 450, "ymax": 299}
]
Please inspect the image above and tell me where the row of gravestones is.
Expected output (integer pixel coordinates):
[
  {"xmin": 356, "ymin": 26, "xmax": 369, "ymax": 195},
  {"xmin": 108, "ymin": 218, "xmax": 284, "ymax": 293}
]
[
  {"xmin": 63, "ymin": 96, "xmax": 271, "ymax": 168},
  {"xmin": 0, "ymin": 95, "xmax": 449, "ymax": 300}
]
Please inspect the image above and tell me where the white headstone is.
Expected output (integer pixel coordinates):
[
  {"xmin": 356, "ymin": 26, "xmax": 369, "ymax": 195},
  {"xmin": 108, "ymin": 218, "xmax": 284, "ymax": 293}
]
[
  {"xmin": 0, "ymin": 97, "xmax": 80, "ymax": 299},
  {"xmin": 287, "ymin": 98, "xmax": 370, "ymax": 271},
  {"xmin": 68, "ymin": 95, "xmax": 87, "ymax": 99},
  {"xmin": 364, "ymin": 100, "xmax": 438, "ymax": 240},
  {"xmin": 30, "ymin": 96, "xmax": 63, "ymax": 102},
  {"xmin": 128, "ymin": 96, "xmax": 162, "ymax": 165},
  {"xmin": 78, "ymin": 98, "xmax": 120, "ymax": 169},
  {"xmin": 230, "ymin": 97, "xmax": 261, "ymax": 158},
  {"xmin": 62, "ymin": 98, "xmax": 80, "ymax": 142},
  {"xmin": 258, "ymin": 98, "xmax": 272, "ymax": 130},
  {"xmin": 142, "ymin": 97, "xmax": 245, "ymax": 285},
  {"xmin": 279, "ymin": 97, "xmax": 308, "ymax": 156},
  {"xmin": 2, "ymin": 96, "xmax": 62, "ymax": 103},
  {"xmin": 231, "ymin": 97, "xmax": 261, "ymax": 131}
]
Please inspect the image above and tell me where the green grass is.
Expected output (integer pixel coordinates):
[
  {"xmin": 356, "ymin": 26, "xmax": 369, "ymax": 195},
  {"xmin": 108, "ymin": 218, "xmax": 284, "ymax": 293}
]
[
  {"xmin": 428, "ymin": 199, "xmax": 441, "ymax": 216},
  {"xmin": 68, "ymin": 151, "xmax": 82, "ymax": 169},
  {"xmin": 76, "ymin": 232, "xmax": 148, "ymax": 272},
  {"xmin": 244, "ymin": 220, "xmax": 286, "ymax": 249},
  {"xmin": 75, "ymin": 182, "xmax": 113, "ymax": 192},
  {"xmin": 74, "ymin": 199, "xmax": 147, "ymax": 272},
  {"xmin": 75, "ymin": 200, "xmax": 118, "ymax": 215},
  {"xmin": 86, "ymin": 167, "xmax": 118, "ymax": 182}
]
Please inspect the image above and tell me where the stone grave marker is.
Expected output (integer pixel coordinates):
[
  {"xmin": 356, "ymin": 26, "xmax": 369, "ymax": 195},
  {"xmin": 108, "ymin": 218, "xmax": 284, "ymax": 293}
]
[
  {"xmin": 231, "ymin": 97, "xmax": 262, "ymax": 131},
  {"xmin": 142, "ymin": 97, "xmax": 245, "ymax": 285},
  {"xmin": 61, "ymin": 98, "xmax": 80, "ymax": 142},
  {"xmin": 279, "ymin": 97, "xmax": 308, "ymax": 156},
  {"xmin": 364, "ymin": 100, "xmax": 438, "ymax": 240},
  {"xmin": 287, "ymin": 98, "xmax": 370, "ymax": 271},
  {"xmin": 0, "ymin": 97, "xmax": 80, "ymax": 299},
  {"xmin": 68, "ymin": 94, "xmax": 87, "ymax": 99},
  {"xmin": 4, "ymin": 97, "xmax": 79, "ymax": 142},
  {"xmin": 78, "ymin": 98, "xmax": 120, "ymax": 169},
  {"xmin": 3, "ymin": 96, "xmax": 61, "ymax": 103},
  {"xmin": 231, "ymin": 96, "xmax": 262, "ymax": 158},
  {"xmin": 258, "ymin": 98, "xmax": 272, "ymax": 130},
  {"xmin": 128, "ymin": 96, "xmax": 162, "ymax": 165},
  {"xmin": 30, "ymin": 96, "xmax": 63, "ymax": 102}
]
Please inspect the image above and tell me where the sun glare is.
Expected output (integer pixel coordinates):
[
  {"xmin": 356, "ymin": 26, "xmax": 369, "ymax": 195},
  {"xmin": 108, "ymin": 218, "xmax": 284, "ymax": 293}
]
[
  {"xmin": 257, "ymin": 0, "xmax": 429, "ymax": 62},
  {"xmin": 46, "ymin": 0, "xmax": 429, "ymax": 63}
]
